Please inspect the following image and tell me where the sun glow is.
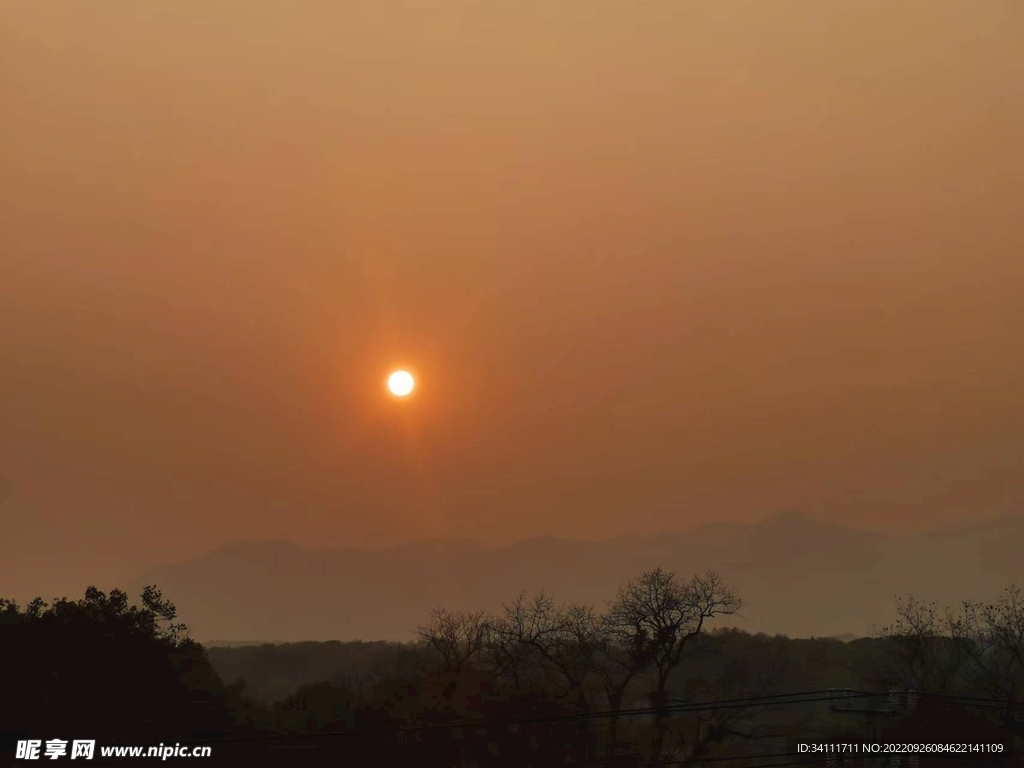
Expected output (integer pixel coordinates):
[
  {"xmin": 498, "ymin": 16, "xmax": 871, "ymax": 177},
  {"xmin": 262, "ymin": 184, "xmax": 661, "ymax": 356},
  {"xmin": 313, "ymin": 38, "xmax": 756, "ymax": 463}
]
[{"xmin": 387, "ymin": 370, "xmax": 415, "ymax": 397}]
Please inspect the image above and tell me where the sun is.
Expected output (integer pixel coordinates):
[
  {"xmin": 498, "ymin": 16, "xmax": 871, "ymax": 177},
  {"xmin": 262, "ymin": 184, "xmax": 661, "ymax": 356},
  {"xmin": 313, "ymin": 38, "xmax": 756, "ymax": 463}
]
[{"xmin": 387, "ymin": 369, "xmax": 415, "ymax": 397}]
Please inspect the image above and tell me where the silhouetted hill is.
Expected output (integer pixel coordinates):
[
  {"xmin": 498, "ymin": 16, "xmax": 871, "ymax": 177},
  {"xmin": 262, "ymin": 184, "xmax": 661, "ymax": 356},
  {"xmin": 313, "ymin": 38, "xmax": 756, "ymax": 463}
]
[{"xmin": 132, "ymin": 512, "xmax": 1024, "ymax": 642}]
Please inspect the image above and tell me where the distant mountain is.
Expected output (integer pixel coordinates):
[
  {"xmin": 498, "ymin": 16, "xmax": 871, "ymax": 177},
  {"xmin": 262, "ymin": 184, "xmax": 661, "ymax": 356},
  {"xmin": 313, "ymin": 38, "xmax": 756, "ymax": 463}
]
[{"xmin": 132, "ymin": 512, "xmax": 1024, "ymax": 643}]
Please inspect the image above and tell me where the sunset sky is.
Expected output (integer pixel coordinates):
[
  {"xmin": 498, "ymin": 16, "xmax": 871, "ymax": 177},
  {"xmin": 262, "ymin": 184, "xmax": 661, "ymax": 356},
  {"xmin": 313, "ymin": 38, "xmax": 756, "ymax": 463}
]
[{"xmin": 2, "ymin": 1, "xmax": 1022, "ymax": 597}]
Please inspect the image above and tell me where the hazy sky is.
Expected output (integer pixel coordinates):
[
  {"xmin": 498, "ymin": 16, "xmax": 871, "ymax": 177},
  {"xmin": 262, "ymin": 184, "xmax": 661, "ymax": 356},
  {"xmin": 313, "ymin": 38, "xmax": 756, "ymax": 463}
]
[{"xmin": 2, "ymin": 1, "xmax": 1023, "ymax": 595}]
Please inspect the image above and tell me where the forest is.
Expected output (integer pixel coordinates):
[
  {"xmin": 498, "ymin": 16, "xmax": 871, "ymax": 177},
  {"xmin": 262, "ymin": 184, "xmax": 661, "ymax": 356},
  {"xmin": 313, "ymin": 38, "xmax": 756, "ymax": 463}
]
[{"xmin": 2, "ymin": 569, "xmax": 1021, "ymax": 766}]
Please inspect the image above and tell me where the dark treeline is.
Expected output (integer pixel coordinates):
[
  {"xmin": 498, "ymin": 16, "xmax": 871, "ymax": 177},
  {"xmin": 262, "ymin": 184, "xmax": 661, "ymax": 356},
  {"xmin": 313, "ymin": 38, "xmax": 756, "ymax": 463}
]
[{"xmin": 2, "ymin": 569, "xmax": 1022, "ymax": 766}]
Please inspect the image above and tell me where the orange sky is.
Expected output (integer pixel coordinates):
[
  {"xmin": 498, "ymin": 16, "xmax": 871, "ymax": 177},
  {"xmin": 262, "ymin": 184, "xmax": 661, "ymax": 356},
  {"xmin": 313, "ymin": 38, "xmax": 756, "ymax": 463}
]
[{"xmin": 2, "ymin": 1, "xmax": 1023, "ymax": 595}]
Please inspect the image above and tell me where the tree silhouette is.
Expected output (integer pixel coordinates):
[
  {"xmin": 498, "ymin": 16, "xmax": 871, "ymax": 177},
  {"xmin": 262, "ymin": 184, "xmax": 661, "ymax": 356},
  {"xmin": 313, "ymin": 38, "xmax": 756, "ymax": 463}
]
[
  {"xmin": 606, "ymin": 569, "xmax": 741, "ymax": 760},
  {"xmin": 416, "ymin": 607, "xmax": 489, "ymax": 674},
  {"xmin": 0, "ymin": 586, "xmax": 234, "ymax": 746}
]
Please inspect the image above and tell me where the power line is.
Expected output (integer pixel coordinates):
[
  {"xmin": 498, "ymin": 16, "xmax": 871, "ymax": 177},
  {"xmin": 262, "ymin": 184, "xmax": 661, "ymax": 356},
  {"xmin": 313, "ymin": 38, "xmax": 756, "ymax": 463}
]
[
  {"xmin": 186, "ymin": 689, "xmax": 857, "ymax": 746},
  {"xmin": 145, "ymin": 687, "xmax": 1022, "ymax": 748},
  {"xmin": 380, "ymin": 688, "xmax": 1023, "ymax": 731}
]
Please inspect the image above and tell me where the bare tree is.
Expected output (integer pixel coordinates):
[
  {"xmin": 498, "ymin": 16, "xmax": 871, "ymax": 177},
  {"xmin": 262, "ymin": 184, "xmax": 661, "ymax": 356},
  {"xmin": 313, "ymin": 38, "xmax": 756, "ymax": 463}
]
[
  {"xmin": 958, "ymin": 585, "xmax": 1024, "ymax": 727},
  {"xmin": 668, "ymin": 632, "xmax": 788, "ymax": 765},
  {"xmin": 597, "ymin": 606, "xmax": 657, "ymax": 757},
  {"xmin": 872, "ymin": 585, "xmax": 1024, "ymax": 738},
  {"xmin": 486, "ymin": 591, "xmax": 555, "ymax": 690},
  {"xmin": 487, "ymin": 591, "xmax": 605, "ymax": 710},
  {"xmin": 416, "ymin": 607, "xmax": 489, "ymax": 674},
  {"xmin": 605, "ymin": 568, "xmax": 741, "ymax": 760},
  {"xmin": 873, "ymin": 595, "xmax": 972, "ymax": 694}
]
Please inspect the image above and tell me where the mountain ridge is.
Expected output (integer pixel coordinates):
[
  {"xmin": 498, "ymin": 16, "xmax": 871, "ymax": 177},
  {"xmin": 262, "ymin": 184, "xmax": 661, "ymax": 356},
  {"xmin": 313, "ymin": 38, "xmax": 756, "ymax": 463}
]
[{"xmin": 132, "ymin": 511, "xmax": 1022, "ymax": 643}]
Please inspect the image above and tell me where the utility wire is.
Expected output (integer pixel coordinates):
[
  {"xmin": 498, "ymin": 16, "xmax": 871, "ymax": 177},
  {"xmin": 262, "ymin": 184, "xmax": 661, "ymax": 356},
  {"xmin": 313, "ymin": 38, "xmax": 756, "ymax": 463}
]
[{"xmin": 156, "ymin": 687, "xmax": 1022, "ymax": 747}]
